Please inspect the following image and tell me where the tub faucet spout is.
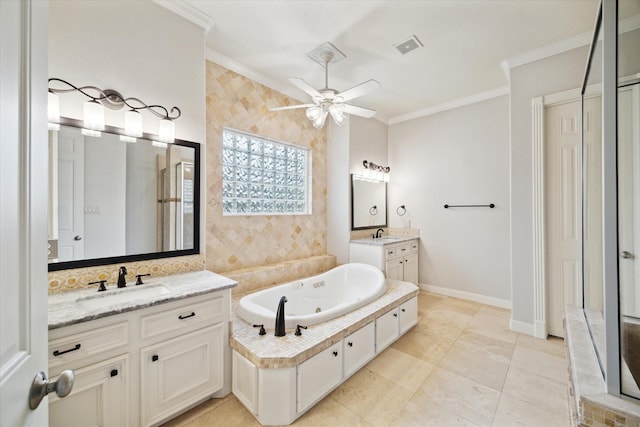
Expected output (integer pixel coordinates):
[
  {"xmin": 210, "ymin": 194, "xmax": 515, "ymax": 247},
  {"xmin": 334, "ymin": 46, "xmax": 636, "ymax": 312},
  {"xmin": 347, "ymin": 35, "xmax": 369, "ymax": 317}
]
[{"xmin": 275, "ymin": 296, "xmax": 288, "ymax": 337}]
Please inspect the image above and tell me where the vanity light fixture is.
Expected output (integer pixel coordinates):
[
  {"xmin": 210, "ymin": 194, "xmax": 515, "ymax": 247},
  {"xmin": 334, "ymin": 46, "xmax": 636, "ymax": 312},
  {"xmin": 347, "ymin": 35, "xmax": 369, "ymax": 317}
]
[
  {"xmin": 359, "ymin": 160, "xmax": 390, "ymax": 182},
  {"xmin": 47, "ymin": 78, "xmax": 181, "ymax": 143}
]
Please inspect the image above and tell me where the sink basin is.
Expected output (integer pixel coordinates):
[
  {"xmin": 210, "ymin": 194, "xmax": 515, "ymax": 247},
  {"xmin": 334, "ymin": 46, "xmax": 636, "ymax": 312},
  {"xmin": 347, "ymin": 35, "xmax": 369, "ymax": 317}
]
[{"xmin": 76, "ymin": 283, "xmax": 172, "ymax": 310}]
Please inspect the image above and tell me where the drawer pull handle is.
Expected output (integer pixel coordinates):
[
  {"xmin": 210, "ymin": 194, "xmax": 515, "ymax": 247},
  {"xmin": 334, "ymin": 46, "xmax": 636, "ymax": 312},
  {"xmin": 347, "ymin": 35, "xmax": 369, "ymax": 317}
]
[
  {"xmin": 348, "ymin": 342, "xmax": 353, "ymax": 347},
  {"xmin": 178, "ymin": 312, "xmax": 196, "ymax": 320},
  {"xmin": 401, "ymin": 248, "xmax": 406, "ymax": 251},
  {"xmin": 333, "ymin": 351, "xmax": 338, "ymax": 357},
  {"xmin": 152, "ymin": 355, "xmax": 159, "ymax": 362},
  {"xmin": 402, "ymin": 308, "xmax": 406, "ymax": 312},
  {"xmin": 52, "ymin": 344, "xmax": 81, "ymax": 357},
  {"xmin": 393, "ymin": 313, "xmax": 398, "ymax": 317},
  {"xmin": 110, "ymin": 369, "xmax": 118, "ymax": 377}
]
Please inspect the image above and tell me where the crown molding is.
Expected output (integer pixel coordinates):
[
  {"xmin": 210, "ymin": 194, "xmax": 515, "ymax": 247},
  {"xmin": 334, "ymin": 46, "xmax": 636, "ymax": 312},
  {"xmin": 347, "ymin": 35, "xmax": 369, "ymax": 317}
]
[
  {"xmin": 152, "ymin": 0, "xmax": 215, "ymax": 32},
  {"xmin": 388, "ymin": 86, "xmax": 509, "ymax": 125}
]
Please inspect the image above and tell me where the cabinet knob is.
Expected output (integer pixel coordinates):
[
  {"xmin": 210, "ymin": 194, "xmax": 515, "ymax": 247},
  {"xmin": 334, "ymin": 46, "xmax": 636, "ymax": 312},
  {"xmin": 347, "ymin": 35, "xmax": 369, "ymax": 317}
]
[
  {"xmin": 332, "ymin": 351, "xmax": 338, "ymax": 357},
  {"xmin": 393, "ymin": 313, "xmax": 398, "ymax": 317},
  {"xmin": 348, "ymin": 342, "xmax": 353, "ymax": 347},
  {"xmin": 401, "ymin": 308, "xmax": 406, "ymax": 312},
  {"xmin": 152, "ymin": 355, "xmax": 159, "ymax": 362},
  {"xmin": 110, "ymin": 369, "xmax": 118, "ymax": 377}
]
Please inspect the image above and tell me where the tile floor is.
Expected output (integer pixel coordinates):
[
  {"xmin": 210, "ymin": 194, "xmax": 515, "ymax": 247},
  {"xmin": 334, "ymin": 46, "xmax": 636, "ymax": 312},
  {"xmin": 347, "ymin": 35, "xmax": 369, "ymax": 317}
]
[{"xmin": 162, "ymin": 292, "xmax": 570, "ymax": 427}]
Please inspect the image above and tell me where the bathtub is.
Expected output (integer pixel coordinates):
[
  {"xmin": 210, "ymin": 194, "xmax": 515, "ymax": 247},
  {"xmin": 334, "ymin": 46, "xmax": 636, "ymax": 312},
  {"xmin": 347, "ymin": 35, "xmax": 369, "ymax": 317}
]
[{"xmin": 236, "ymin": 263, "xmax": 387, "ymax": 329}]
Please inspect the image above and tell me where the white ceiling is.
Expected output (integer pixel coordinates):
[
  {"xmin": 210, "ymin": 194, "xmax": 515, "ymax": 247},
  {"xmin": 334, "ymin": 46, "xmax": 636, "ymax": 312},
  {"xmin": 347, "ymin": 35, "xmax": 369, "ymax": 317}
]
[{"xmin": 171, "ymin": 0, "xmax": 605, "ymax": 123}]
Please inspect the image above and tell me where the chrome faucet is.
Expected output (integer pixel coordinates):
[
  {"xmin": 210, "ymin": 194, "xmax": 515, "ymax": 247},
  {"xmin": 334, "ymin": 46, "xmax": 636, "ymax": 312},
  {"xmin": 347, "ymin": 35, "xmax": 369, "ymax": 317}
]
[
  {"xmin": 274, "ymin": 296, "xmax": 287, "ymax": 337},
  {"xmin": 117, "ymin": 266, "xmax": 127, "ymax": 288},
  {"xmin": 375, "ymin": 228, "xmax": 384, "ymax": 238}
]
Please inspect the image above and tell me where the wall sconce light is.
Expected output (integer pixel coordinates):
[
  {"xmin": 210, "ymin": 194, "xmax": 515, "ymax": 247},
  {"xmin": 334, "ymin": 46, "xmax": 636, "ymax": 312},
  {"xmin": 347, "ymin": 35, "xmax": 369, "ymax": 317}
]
[
  {"xmin": 359, "ymin": 160, "xmax": 390, "ymax": 182},
  {"xmin": 47, "ymin": 78, "xmax": 181, "ymax": 143}
]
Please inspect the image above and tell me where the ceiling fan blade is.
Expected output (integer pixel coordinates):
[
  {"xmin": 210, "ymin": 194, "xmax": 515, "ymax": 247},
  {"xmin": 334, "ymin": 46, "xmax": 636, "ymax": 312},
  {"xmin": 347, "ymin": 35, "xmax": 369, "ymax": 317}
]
[
  {"xmin": 269, "ymin": 104, "xmax": 315, "ymax": 112},
  {"xmin": 342, "ymin": 104, "xmax": 377, "ymax": 118},
  {"xmin": 335, "ymin": 79, "xmax": 381, "ymax": 103},
  {"xmin": 289, "ymin": 78, "xmax": 323, "ymax": 99}
]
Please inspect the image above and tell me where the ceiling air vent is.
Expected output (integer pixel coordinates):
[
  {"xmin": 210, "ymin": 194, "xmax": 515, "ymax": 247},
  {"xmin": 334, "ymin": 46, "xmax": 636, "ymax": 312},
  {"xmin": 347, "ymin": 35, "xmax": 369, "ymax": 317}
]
[{"xmin": 393, "ymin": 35, "xmax": 423, "ymax": 55}]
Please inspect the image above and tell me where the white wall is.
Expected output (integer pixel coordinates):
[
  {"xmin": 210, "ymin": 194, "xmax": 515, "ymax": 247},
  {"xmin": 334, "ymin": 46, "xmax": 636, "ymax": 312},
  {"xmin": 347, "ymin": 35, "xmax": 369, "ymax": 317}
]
[
  {"xmin": 388, "ymin": 95, "xmax": 511, "ymax": 302},
  {"xmin": 48, "ymin": 0, "xmax": 207, "ymax": 254},
  {"xmin": 509, "ymin": 46, "xmax": 588, "ymax": 326},
  {"xmin": 350, "ymin": 116, "xmax": 389, "ymax": 174}
]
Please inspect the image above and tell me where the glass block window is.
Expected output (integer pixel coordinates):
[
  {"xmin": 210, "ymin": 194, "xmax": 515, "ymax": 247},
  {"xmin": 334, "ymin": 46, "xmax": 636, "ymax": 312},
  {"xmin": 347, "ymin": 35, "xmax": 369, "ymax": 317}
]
[{"xmin": 222, "ymin": 128, "xmax": 311, "ymax": 215}]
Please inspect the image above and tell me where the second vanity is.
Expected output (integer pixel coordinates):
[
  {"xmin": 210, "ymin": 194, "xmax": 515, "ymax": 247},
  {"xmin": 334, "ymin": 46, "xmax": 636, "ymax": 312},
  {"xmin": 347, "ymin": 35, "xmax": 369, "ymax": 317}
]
[
  {"xmin": 349, "ymin": 237, "xmax": 419, "ymax": 284},
  {"xmin": 47, "ymin": 270, "xmax": 237, "ymax": 427}
]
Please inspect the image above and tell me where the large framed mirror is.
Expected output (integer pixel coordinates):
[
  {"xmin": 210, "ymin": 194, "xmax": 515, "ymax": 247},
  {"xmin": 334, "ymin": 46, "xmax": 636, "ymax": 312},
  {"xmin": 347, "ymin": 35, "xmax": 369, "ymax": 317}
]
[
  {"xmin": 351, "ymin": 174, "xmax": 387, "ymax": 230},
  {"xmin": 48, "ymin": 118, "xmax": 200, "ymax": 271}
]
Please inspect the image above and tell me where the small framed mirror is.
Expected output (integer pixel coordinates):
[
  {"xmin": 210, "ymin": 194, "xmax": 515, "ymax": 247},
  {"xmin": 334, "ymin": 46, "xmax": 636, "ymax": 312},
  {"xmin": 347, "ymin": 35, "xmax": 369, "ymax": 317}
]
[{"xmin": 351, "ymin": 174, "xmax": 387, "ymax": 230}]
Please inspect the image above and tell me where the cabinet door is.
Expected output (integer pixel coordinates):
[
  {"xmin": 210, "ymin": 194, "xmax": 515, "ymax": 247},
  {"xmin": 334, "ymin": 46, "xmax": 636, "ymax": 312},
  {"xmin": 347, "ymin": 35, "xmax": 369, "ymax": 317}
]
[
  {"xmin": 385, "ymin": 258, "xmax": 404, "ymax": 280},
  {"xmin": 343, "ymin": 322, "xmax": 375, "ymax": 378},
  {"xmin": 399, "ymin": 297, "xmax": 419, "ymax": 334},
  {"xmin": 49, "ymin": 355, "xmax": 129, "ymax": 427},
  {"xmin": 376, "ymin": 308, "xmax": 399, "ymax": 352},
  {"xmin": 297, "ymin": 342, "xmax": 342, "ymax": 413},
  {"xmin": 141, "ymin": 324, "xmax": 224, "ymax": 427},
  {"xmin": 403, "ymin": 253, "xmax": 419, "ymax": 284}
]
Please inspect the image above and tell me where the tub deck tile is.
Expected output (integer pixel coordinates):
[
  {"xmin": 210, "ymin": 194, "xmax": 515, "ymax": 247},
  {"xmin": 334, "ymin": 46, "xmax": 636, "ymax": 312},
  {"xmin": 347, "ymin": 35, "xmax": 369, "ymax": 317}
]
[{"xmin": 230, "ymin": 280, "xmax": 419, "ymax": 368}]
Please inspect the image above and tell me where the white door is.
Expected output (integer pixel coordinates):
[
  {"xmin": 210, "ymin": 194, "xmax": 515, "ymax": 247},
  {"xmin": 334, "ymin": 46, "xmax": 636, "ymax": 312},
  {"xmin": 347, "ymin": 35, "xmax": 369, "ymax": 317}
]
[
  {"xmin": 618, "ymin": 84, "xmax": 640, "ymax": 318},
  {"xmin": 0, "ymin": 1, "xmax": 50, "ymax": 426},
  {"xmin": 545, "ymin": 100, "xmax": 583, "ymax": 338},
  {"xmin": 57, "ymin": 127, "xmax": 85, "ymax": 261}
]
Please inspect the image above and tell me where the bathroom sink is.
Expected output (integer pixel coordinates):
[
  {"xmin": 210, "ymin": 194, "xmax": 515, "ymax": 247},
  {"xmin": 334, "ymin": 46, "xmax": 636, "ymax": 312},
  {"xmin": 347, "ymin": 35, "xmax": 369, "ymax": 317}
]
[{"xmin": 76, "ymin": 283, "xmax": 172, "ymax": 310}]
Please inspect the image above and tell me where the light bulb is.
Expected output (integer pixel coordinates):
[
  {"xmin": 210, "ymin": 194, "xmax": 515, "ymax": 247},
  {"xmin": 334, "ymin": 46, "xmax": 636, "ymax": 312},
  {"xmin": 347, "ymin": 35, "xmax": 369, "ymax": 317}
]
[
  {"xmin": 158, "ymin": 118, "xmax": 175, "ymax": 143},
  {"xmin": 124, "ymin": 109, "xmax": 143, "ymax": 139},
  {"xmin": 329, "ymin": 104, "xmax": 346, "ymax": 126},
  {"xmin": 83, "ymin": 99, "xmax": 105, "ymax": 136},
  {"xmin": 306, "ymin": 106, "xmax": 322, "ymax": 121},
  {"xmin": 48, "ymin": 92, "xmax": 60, "ymax": 131}
]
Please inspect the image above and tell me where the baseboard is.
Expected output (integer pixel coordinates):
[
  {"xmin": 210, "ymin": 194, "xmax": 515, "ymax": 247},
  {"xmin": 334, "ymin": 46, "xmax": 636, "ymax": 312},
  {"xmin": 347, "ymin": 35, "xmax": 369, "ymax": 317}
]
[
  {"xmin": 419, "ymin": 284, "xmax": 511, "ymax": 309},
  {"xmin": 510, "ymin": 319, "xmax": 535, "ymax": 336}
]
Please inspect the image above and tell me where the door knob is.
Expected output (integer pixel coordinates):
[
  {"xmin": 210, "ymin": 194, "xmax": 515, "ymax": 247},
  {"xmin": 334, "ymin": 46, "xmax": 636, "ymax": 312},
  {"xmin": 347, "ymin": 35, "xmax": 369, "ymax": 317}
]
[
  {"xmin": 621, "ymin": 251, "xmax": 634, "ymax": 259},
  {"xmin": 29, "ymin": 370, "xmax": 74, "ymax": 410},
  {"xmin": 74, "ymin": 235, "xmax": 82, "ymax": 241}
]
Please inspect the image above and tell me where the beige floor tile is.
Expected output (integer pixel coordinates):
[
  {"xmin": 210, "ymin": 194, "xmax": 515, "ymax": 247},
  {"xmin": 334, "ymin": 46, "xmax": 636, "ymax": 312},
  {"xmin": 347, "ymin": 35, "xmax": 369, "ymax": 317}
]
[
  {"xmin": 415, "ymin": 367, "xmax": 501, "ymax": 426},
  {"xmin": 501, "ymin": 365, "xmax": 569, "ymax": 418},
  {"xmin": 291, "ymin": 396, "xmax": 372, "ymax": 426},
  {"xmin": 390, "ymin": 393, "xmax": 481, "ymax": 427},
  {"xmin": 492, "ymin": 393, "xmax": 570, "ymax": 427},
  {"xmin": 422, "ymin": 298, "xmax": 481, "ymax": 329},
  {"xmin": 515, "ymin": 333, "xmax": 566, "ymax": 359},
  {"xmin": 465, "ymin": 307, "xmax": 518, "ymax": 344},
  {"xmin": 330, "ymin": 368, "xmax": 414, "ymax": 427},
  {"xmin": 438, "ymin": 331, "xmax": 513, "ymax": 391},
  {"xmin": 418, "ymin": 292, "xmax": 446, "ymax": 318},
  {"xmin": 365, "ymin": 346, "xmax": 435, "ymax": 392},
  {"xmin": 391, "ymin": 326, "xmax": 459, "ymax": 365},
  {"xmin": 163, "ymin": 396, "xmax": 260, "ymax": 427},
  {"xmin": 510, "ymin": 345, "xmax": 568, "ymax": 383}
]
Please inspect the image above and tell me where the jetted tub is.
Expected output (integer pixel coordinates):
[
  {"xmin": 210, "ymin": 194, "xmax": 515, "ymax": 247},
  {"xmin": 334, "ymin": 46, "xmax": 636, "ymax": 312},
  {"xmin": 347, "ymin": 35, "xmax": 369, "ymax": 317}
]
[{"xmin": 237, "ymin": 263, "xmax": 387, "ymax": 329}]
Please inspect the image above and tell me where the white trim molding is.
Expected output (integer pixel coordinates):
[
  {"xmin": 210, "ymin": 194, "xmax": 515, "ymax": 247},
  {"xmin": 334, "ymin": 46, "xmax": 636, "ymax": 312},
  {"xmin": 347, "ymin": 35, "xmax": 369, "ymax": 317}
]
[
  {"xmin": 531, "ymin": 96, "xmax": 547, "ymax": 339},
  {"xmin": 419, "ymin": 284, "xmax": 511, "ymax": 310},
  {"xmin": 152, "ymin": 0, "xmax": 215, "ymax": 31},
  {"xmin": 388, "ymin": 86, "xmax": 509, "ymax": 125}
]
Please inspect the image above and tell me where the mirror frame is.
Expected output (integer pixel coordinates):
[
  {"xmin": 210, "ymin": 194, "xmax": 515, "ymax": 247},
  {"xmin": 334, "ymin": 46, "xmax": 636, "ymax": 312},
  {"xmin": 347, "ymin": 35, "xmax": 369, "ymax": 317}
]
[
  {"xmin": 48, "ymin": 117, "xmax": 201, "ymax": 271},
  {"xmin": 350, "ymin": 174, "xmax": 388, "ymax": 231}
]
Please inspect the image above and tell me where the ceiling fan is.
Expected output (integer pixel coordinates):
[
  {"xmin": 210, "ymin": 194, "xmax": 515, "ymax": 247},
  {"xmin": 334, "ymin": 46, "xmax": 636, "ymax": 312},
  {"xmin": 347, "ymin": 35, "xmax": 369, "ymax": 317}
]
[{"xmin": 270, "ymin": 43, "xmax": 381, "ymax": 129}]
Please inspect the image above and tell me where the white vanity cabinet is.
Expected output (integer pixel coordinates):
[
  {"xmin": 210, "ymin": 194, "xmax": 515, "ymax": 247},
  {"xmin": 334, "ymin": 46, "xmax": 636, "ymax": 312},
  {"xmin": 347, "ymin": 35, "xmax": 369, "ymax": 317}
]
[
  {"xmin": 343, "ymin": 322, "xmax": 375, "ymax": 377},
  {"xmin": 297, "ymin": 342, "xmax": 342, "ymax": 413},
  {"xmin": 48, "ymin": 289, "xmax": 231, "ymax": 427},
  {"xmin": 350, "ymin": 238, "xmax": 419, "ymax": 284}
]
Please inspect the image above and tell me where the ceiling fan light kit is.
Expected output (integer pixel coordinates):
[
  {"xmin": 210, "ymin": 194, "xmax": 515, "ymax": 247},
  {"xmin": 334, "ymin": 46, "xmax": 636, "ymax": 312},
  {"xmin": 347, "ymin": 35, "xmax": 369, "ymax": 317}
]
[{"xmin": 270, "ymin": 42, "xmax": 380, "ymax": 129}]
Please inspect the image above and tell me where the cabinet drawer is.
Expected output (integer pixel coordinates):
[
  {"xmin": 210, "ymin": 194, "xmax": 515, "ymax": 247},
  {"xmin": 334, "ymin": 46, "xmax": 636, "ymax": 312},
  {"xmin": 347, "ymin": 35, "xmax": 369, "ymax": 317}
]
[
  {"xmin": 49, "ymin": 321, "xmax": 129, "ymax": 369},
  {"xmin": 376, "ymin": 308, "xmax": 399, "ymax": 352},
  {"xmin": 384, "ymin": 247, "xmax": 397, "ymax": 259},
  {"xmin": 409, "ymin": 240, "xmax": 419, "ymax": 254},
  {"xmin": 297, "ymin": 342, "xmax": 342, "ymax": 413},
  {"xmin": 140, "ymin": 295, "xmax": 225, "ymax": 342},
  {"xmin": 343, "ymin": 322, "xmax": 375, "ymax": 378},
  {"xmin": 396, "ymin": 243, "xmax": 411, "ymax": 258}
]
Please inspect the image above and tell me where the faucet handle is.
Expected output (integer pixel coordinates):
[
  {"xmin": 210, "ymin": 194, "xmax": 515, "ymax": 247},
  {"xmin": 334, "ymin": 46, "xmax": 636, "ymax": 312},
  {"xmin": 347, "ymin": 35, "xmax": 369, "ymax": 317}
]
[
  {"xmin": 253, "ymin": 324, "xmax": 266, "ymax": 336},
  {"xmin": 88, "ymin": 280, "xmax": 107, "ymax": 292},
  {"xmin": 135, "ymin": 274, "xmax": 151, "ymax": 285},
  {"xmin": 295, "ymin": 324, "xmax": 308, "ymax": 336}
]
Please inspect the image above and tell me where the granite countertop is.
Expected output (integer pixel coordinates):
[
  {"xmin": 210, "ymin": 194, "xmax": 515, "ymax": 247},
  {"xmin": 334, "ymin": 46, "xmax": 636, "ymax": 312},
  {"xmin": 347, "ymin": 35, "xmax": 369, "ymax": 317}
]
[
  {"xmin": 349, "ymin": 236, "xmax": 418, "ymax": 246},
  {"xmin": 48, "ymin": 270, "xmax": 237, "ymax": 330},
  {"xmin": 230, "ymin": 279, "xmax": 419, "ymax": 368}
]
